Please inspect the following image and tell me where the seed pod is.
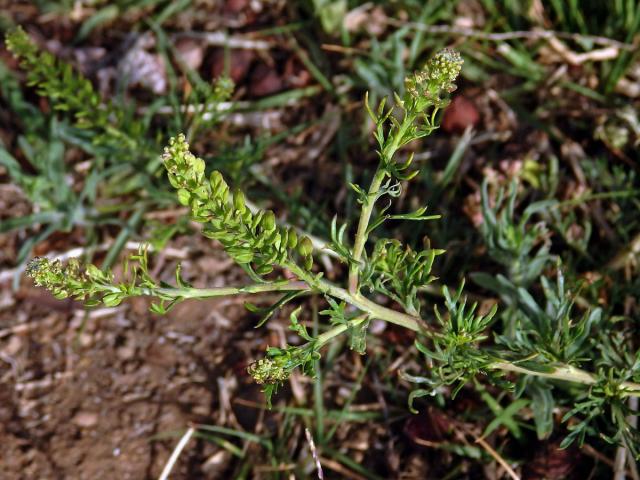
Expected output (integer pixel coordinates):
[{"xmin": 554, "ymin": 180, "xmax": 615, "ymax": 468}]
[
  {"xmin": 177, "ymin": 188, "xmax": 191, "ymax": 206},
  {"xmin": 210, "ymin": 170, "xmax": 224, "ymax": 191},
  {"xmin": 255, "ymin": 263, "xmax": 273, "ymax": 275},
  {"xmin": 193, "ymin": 156, "xmax": 205, "ymax": 175},
  {"xmin": 226, "ymin": 247, "xmax": 254, "ymax": 264},
  {"xmin": 304, "ymin": 255, "xmax": 313, "ymax": 270},
  {"xmin": 298, "ymin": 236, "xmax": 313, "ymax": 257},
  {"xmin": 193, "ymin": 185, "xmax": 209, "ymax": 200},
  {"xmin": 241, "ymin": 209, "xmax": 253, "ymax": 224},
  {"xmin": 102, "ymin": 293, "xmax": 122, "ymax": 307},
  {"xmin": 287, "ymin": 228, "xmax": 298, "ymax": 248},
  {"xmin": 269, "ymin": 231, "xmax": 282, "ymax": 250},
  {"xmin": 233, "ymin": 189, "xmax": 246, "ymax": 213},
  {"xmin": 262, "ymin": 211, "xmax": 276, "ymax": 232}
]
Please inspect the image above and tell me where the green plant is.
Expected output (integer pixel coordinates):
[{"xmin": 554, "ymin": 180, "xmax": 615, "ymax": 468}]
[
  {"xmin": 2, "ymin": 26, "xmax": 235, "ymax": 272},
  {"xmin": 5, "ymin": 26, "xmax": 146, "ymax": 152},
  {"xmin": 25, "ymin": 48, "xmax": 640, "ymax": 458}
]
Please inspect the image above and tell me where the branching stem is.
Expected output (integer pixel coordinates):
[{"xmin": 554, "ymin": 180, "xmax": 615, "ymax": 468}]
[
  {"xmin": 145, "ymin": 281, "xmax": 309, "ymax": 299},
  {"xmin": 224, "ymin": 274, "xmax": 640, "ymax": 396},
  {"xmin": 348, "ymin": 111, "xmax": 416, "ymax": 294},
  {"xmin": 312, "ymin": 310, "xmax": 640, "ymax": 397},
  {"xmin": 288, "ymin": 262, "xmax": 422, "ymax": 332},
  {"xmin": 349, "ymin": 169, "xmax": 386, "ymax": 293},
  {"xmin": 316, "ymin": 314, "xmax": 368, "ymax": 347},
  {"xmin": 490, "ymin": 361, "xmax": 640, "ymax": 398},
  {"xmin": 136, "ymin": 267, "xmax": 640, "ymax": 396}
]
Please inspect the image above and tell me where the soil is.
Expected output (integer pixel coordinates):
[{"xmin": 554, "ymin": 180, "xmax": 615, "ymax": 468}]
[{"xmin": 0, "ymin": 237, "xmax": 263, "ymax": 479}]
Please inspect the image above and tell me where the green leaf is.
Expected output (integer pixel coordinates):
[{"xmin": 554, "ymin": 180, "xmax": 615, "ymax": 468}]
[
  {"xmin": 102, "ymin": 292, "xmax": 122, "ymax": 307},
  {"xmin": 247, "ymin": 291, "xmax": 306, "ymax": 329},
  {"xmin": 76, "ymin": 5, "xmax": 120, "ymax": 40},
  {"xmin": 481, "ymin": 397, "xmax": 529, "ymax": 440},
  {"xmin": 288, "ymin": 306, "xmax": 314, "ymax": 341},
  {"xmin": 407, "ymin": 388, "xmax": 436, "ymax": 414},
  {"xmin": 348, "ymin": 317, "xmax": 370, "ymax": 354},
  {"xmin": 528, "ymin": 380, "xmax": 555, "ymax": 440}
]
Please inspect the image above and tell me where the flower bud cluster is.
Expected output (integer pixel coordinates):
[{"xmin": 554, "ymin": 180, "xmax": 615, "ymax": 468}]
[
  {"xmin": 6, "ymin": 27, "xmax": 114, "ymax": 131},
  {"xmin": 404, "ymin": 48, "xmax": 463, "ymax": 111},
  {"xmin": 25, "ymin": 257, "xmax": 103, "ymax": 299},
  {"xmin": 247, "ymin": 356, "xmax": 292, "ymax": 385},
  {"xmin": 247, "ymin": 344, "xmax": 318, "ymax": 391},
  {"xmin": 5, "ymin": 27, "xmax": 38, "ymax": 59}
]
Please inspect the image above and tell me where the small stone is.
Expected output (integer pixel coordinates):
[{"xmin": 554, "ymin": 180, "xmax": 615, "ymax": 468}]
[
  {"xmin": 3, "ymin": 335, "xmax": 22, "ymax": 356},
  {"xmin": 78, "ymin": 333, "xmax": 93, "ymax": 347},
  {"xmin": 202, "ymin": 450, "xmax": 232, "ymax": 476},
  {"xmin": 249, "ymin": 63, "xmax": 284, "ymax": 97},
  {"xmin": 72, "ymin": 411, "xmax": 99, "ymax": 428},
  {"xmin": 441, "ymin": 95, "xmax": 480, "ymax": 133},
  {"xmin": 174, "ymin": 38, "xmax": 204, "ymax": 71},
  {"xmin": 192, "ymin": 404, "xmax": 210, "ymax": 416},
  {"xmin": 117, "ymin": 344, "xmax": 136, "ymax": 360}
]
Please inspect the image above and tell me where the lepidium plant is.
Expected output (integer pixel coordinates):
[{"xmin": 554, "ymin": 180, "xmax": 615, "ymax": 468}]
[{"xmin": 26, "ymin": 49, "xmax": 640, "ymax": 455}]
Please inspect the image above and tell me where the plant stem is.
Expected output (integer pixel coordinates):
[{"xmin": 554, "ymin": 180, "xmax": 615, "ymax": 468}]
[
  {"xmin": 349, "ymin": 168, "xmax": 386, "ymax": 293},
  {"xmin": 134, "ymin": 280, "xmax": 309, "ymax": 300},
  {"xmin": 490, "ymin": 361, "xmax": 596, "ymax": 384},
  {"xmin": 348, "ymin": 111, "xmax": 416, "ymax": 294},
  {"xmin": 112, "ymin": 259, "xmax": 640, "ymax": 396},
  {"xmin": 296, "ymin": 262, "xmax": 640, "ymax": 396},
  {"xmin": 311, "ymin": 306, "xmax": 640, "ymax": 396},
  {"xmin": 316, "ymin": 314, "xmax": 368, "ymax": 347},
  {"xmin": 112, "ymin": 268, "xmax": 640, "ymax": 397},
  {"xmin": 490, "ymin": 361, "xmax": 640, "ymax": 398},
  {"xmin": 288, "ymin": 262, "xmax": 422, "ymax": 332}
]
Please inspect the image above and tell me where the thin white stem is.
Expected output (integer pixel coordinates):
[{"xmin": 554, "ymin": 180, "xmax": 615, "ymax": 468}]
[{"xmin": 158, "ymin": 427, "xmax": 195, "ymax": 480}]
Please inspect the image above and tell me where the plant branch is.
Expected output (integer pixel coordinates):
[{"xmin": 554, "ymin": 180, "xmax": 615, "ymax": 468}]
[
  {"xmin": 141, "ymin": 281, "xmax": 309, "ymax": 300},
  {"xmin": 155, "ymin": 266, "xmax": 640, "ymax": 396},
  {"xmin": 489, "ymin": 361, "xmax": 640, "ymax": 398},
  {"xmin": 316, "ymin": 314, "xmax": 368, "ymax": 348},
  {"xmin": 287, "ymin": 262, "xmax": 423, "ymax": 332},
  {"xmin": 303, "ymin": 259, "xmax": 640, "ymax": 396},
  {"xmin": 180, "ymin": 261, "xmax": 640, "ymax": 398},
  {"xmin": 349, "ymin": 168, "xmax": 387, "ymax": 293},
  {"xmin": 305, "ymin": 296, "xmax": 640, "ymax": 397},
  {"xmin": 348, "ymin": 111, "xmax": 416, "ymax": 294}
]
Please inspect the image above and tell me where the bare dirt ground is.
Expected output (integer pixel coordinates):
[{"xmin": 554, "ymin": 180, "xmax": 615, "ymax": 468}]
[{"xmin": 0, "ymin": 233, "xmax": 267, "ymax": 479}]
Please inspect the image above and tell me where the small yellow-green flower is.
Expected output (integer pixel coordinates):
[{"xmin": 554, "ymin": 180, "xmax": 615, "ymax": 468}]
[
  {"xmin": 26, "ymin": 257, "xmax": 114, "ymax": 301},
  {"xmin": 405, "ymin": 48, "xmax": 463, "ymax": 111},
  {"xmin": 248, "ymin": 357, "xmax": 291, "ymax": 384},
  {"xmin": 26, "ymin": 257, "xmax": 84, "ymax": 299}
]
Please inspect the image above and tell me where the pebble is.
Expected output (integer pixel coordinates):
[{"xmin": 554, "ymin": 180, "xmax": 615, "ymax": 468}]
[{"xmin": 73, "ymin": 411, "xmax": 99, "ymax": 428}]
